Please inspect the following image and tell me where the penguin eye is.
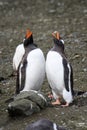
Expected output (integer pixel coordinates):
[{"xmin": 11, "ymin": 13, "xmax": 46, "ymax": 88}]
[{"xmin": 60, "ymin": 39, "xmax": 64, "ymax": 44}]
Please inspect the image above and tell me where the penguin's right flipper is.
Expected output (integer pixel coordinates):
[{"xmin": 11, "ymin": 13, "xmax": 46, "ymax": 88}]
[
  {"xmin": 70, "ymin": 64, "xmax": 74, "ymax": 95},
  {"xmin": 63, "ymin": 58, "xmax": 69, "ymax": 92},
  {"xmin": 63, "ymin": 59, "xmax": 74, "ymax": 95}
]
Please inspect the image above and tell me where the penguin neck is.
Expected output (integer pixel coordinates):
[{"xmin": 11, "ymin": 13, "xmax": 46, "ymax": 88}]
[
  {"xmin": 24, "ymin": 44, "xmax": 37, "ymax": 53},
  {"xmin": 24, "ymin": 35, "xmax": 37, "ymax": 50},
  {"xmin": 54, "ymin": 44, "xmax": 64, "ymax": 52},
  {"xmin": 52, "ymin": 38, "xmax": 66, "ymax": 58},
  {"xmin": 24, "ymin": 35, "xmax": 33, "ymax": 47}
]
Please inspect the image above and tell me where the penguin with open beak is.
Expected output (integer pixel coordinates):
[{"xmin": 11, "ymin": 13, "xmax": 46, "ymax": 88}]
[
  {"xmin": 46, "ymin": 31, "xmax": 74, "ymax": 107},
  {"xmin": 15, "ymin": 29, "xmax": 45, "ymax": 94}
]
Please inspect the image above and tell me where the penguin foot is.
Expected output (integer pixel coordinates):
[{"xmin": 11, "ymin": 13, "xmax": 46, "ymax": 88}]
[
  {"xmin": 61, "ymin": 102, "xmax": 69, "ymax": 107},
  {"xmin": 52, "ymin": 99, "xmax": 61, "ymax": 105}
]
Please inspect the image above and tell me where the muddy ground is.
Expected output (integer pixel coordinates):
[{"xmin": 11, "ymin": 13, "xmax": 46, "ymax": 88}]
[{"xmin": 0, "ymin": 0, "xmax": 87, "ymax": 130}]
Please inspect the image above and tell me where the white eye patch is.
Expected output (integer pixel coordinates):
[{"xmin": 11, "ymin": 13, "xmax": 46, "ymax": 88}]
[{"xmin": 60, "ymin": 39, "xmax": 64, "ymax": 44}]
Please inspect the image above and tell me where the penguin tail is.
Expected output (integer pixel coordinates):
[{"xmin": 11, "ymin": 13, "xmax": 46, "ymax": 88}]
[{"xmin": 74, "ymin": 90, "xmax": 86, "ymax": 97}]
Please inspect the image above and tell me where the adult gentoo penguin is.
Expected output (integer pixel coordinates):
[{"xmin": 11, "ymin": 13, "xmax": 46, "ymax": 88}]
[
  {"xmin": 46, "ymin": 31, "xmax": 74, "ymax": 107},
  {"xmin": 25, "ymin": 118, "xmax": 66, "ymax": 130},
  {"xmin": 16, "ymin": 29, "xmax": 45, "ymax": 94}
]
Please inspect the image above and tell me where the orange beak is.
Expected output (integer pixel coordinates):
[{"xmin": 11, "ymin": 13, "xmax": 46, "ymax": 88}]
[
  {"xmin": 52, "ymin": 31, "xmax": 60, "ymax": 40},
  {"xmin": 25, "ymin": 29, "xmax": 32, "ymax": 39}
]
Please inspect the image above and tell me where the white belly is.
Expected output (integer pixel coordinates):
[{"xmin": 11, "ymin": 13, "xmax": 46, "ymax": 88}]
[
  {"xmin": 46, "ymin": 51, "xmax": 64, "ymax": 96},
  {"xmin": 21, "ymin": 48, "xmax": 45, "ymax": 92}
]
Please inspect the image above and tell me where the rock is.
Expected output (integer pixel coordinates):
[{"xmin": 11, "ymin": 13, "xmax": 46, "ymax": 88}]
[
  {"xmin": 8, "ymin": 99, "xmax": 40, "ymax": 116},
  {"xmin": 8, "ymin": 90, "xmax": 48, "ymax": 116},
  {"xmin": 14, "ymin": 90, "xmax": 48, "ymax": 108}
]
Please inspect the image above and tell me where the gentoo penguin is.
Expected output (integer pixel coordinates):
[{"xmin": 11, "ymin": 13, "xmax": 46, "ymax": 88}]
[
  {"xmin": 25, "ymin": 119, "xmax": 66, "ymax": 130},
  {"xmin": 16, "ymin": 29, "xmax": 45, "ymax": 94},
  {"xmin": 46, "ymin": 31, "xmax": 74, "ymax": 107}
]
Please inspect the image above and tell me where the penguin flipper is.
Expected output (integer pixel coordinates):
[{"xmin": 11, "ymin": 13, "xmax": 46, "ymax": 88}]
[
  {"xmin": 20, "ymin": 59, "xmax": 27, "ymax": 91},
  {"xmin": 70, "ymin": 64, "xmax": 74, "ymax": 95},
  {"xmin": 63, "ymin": 58, "xmax": 74, "ymax": 95},
  {"xmin": 63, "ymin": 59, "xmax": 70, "ymax": 92}
]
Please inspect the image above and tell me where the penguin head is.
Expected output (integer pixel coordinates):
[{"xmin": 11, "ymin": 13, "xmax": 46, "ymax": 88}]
[
  {"xmin": 52, "ymin": 31, "xmax": 64, "ymax": 50},
  {"xmin": 23, "ymin": 29, "xmax": 33, "ymax": 47}
]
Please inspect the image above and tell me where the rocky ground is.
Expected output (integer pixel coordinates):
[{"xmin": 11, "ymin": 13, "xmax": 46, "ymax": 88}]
[{"xmin": 0, "ymin": 0, "xmax": 87, "ymax": 130}]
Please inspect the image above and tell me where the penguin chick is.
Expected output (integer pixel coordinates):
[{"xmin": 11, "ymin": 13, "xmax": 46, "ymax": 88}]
[
  {"xmin": 16, "ymin": 29, "xmax": 45, "ymax": 94},
  {"xmin": 25, "ymin": 118, "xmax": 67, "ymax": 130},
  {"xmin": 46, "ymin": 31, "xmax": 74, "ymax": 107}
]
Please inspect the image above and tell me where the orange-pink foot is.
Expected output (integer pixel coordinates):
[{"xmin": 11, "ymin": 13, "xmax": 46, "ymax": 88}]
[
  {"xmin": 61, "ymin": 102, "xmax": 69, "ymax": 107},
  {"xmin": 52, "ymin": 99, "xmax": 61, "ymax": 105}
]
